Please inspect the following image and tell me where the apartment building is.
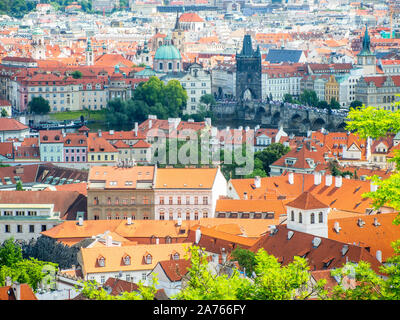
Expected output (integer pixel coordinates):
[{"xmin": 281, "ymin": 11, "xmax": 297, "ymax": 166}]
[{"xmin": 87, "ymin": 166, "xmax": 155, "ymax": 220}]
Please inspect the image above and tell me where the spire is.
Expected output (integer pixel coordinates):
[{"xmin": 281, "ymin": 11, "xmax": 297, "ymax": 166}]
[
  {"xmin": 240, "ymin": 34, "xmax": 254, "ymax": 56},
  {"xmin": 174, "ymin": 11, "xmax": 180, "ymax": 31},
  {"xmin": 362, "ymin": 24, "xmax": 370, "ymax": 51}
]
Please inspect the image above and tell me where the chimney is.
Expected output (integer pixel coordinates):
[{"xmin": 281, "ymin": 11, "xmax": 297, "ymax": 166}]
[
  {"xmin": 106, "ymin": 235, "xmax": 112, "ymax": 247},
  {"xmin": 5, "ymin": 276, "xmax": 12, "ymax": 286},
  {"xmin": 243, "ymin": 192, "xmax": 248, "ymax": 200},
  {"xmin": 195, "ymin": 227, "xmax": 201, "ymax": 244},
  {"xmin": 370, "ymin": 182, "xmax": 378, "ymax": 192},
  {"xmin": 127, "ymin": 217, "xmax": 132, "ymax": 225},
  {"xmin": 98, "ymin": 129, "xmax": 102, "ymax": 137},
  {"xmin": 134, "ymin": 122, "xmax": 138, "ymax": 136},
  {"xmin": 149, "ymin": 119, "xmax": 152, "ymax": 129},
  {"xmin": 335, "ymin": 175, "xmax": 342, "ymax": 188},
  {"xmin": 254, "ymin": 176, "xmax": 261, "ymax": 188},
  {"xmin": 314, "ymin": 172, "xmax": 321, "ymax": 185},
  {"xmin": 325, "ymin": 174, "xmax": 332, "ymax": 186},
  {"xmin": 376, "ymin": 250, "xmax": 382, "ymax": 263},
  {"xmin": 12, "ymin": 283, "xmax": 21, "ymax": 300},
  {"xmin": 288, "ymin": 172, "xmax": 294, "ymax": 185},
  {"xmin": 78, "ymin": 217, "xmax": 83, "ymax": 226},
  {"xmin": 334, "ymin": 221, "xmax": 341, "ymax": 233}
]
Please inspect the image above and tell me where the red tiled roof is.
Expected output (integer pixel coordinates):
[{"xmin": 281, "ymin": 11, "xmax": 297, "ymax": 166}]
[
  {"xmin": 0, "ymin": 284, "xmax": 37, "ymax": 300},
  {"xmin": 158, "ymin": 259, "xmax": 191, "ymax": 282},
  {"xmin": 286, "ymin": 192, "xmax": 329, "ymax": 210},
  {"xmin": 0, "ymin": 118, "xmax": 28, "ymax": 131}
]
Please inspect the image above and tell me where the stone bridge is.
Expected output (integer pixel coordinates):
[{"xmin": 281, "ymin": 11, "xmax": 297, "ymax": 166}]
[{"xmin": 214, "ymin": 100, "xmax": 348, "ymax": 133}]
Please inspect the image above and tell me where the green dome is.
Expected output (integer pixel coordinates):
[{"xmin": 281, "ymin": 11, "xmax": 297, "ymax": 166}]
[{"xmin": 154, "ymin": 45, "xmax": 181, "ymax": 60}]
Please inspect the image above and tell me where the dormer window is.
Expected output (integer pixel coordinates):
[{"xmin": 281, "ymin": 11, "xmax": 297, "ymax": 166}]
[
  {"xmin": 145, "ymin": 254, "xmax": 152, "ymax": 264},
  {"xmin": 98, "ymin": 256, "xmax": 105, "ymax": 267},
  {"xmin": 43, "ymin": 136, "xmax": 48, "ymax": 141},
  {"xmin": 123, "ymin": 255, "xmax": 131, "ymax": 265},
  {"xmin": 172, "ymin": 253, "xmax": 180, "ymax": 260},
  {"xmin": 54, "ymin": 135, "xmax": 60, "ymax": 140},
  {"xmin": 66, "ymin": 139, "xmax": 71, "ymax": 144}
]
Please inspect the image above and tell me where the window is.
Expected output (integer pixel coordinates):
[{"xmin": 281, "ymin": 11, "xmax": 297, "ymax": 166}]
[
  {"xmin": 17, "ymin": 225, "xmax": 22, "ymax": 233},
  {"xmin": 194, "ymin": 210, "xmax": 199, "ymax": 220},
  {"xmin": 319, "ymin": 212, "xmax": 323, "ymax": 223},
  {"xmin": 145, "ymin": 254, "xmax": 152, "ymax": 264},
  {"xmin": 291, "ymin": 210, "xmax": 294, "ymax": 221},
  {"xmin": 124, "ymin": 256, "xmax": 131, "ymax": 265},
  {"xmin": 41, "ymin": 225, "xmax": 47, "ymax": 232},
  {"xmin": 159, "ymin": 211, "xmax": 165, "ymax": 220},
  {"xmin": 173, "ymin": 253, "xmax": 180, "ymax": 260},
  {"xmin": 142, "ymin": 273, "xmax": 147, "ymax": 281},
  {"xmin": 115, "ymin": 197, "xmax": 119, "ymax": 205},
  {"xmin": 203, "ymin": 211, "xmax": 208, "ymax": 218},
  {"xmin": 27, "ymin": 211, "xmax": 37, "ymax": 216},
  {"xmin": 169, "ymin": 196, "xmax": 173, "ymax": 205},
  {"xmin": 159, "ymin": 196, "xmax": 164, "ymax": 205},
  {"xmin": 298, "ymin": 212, "xmax": 302, "ymax": 224},
  {"xmin": 311, "ymin": 212, "xmax": 315, "ymax": 224},
  {"xmin": 98, "ymin": 257, "xmax": 105, "ymax": 267},
  {"xmin": 186, "ymin": 210, "xmax": 190, "ymax": 220},
  {"xmin": 3, "ymin": 211, "xmax": 12, "ymax": 216},
  {"xmin": 186, "ymin": 196, "xmax": 190, "ymax": 204},
  {"xmin": 5, "ymin": 225, "xmax": 10, "ymax": 233},
  {"xmin": 203, "ymin": 197, "xmax": 208, "ymax": 205},
  {"xmin": 143, "ymin": 196, "xmax": 149, "ymax": 205},
  {"xmin": 93, "ymin": 197, "xmax": 99, "ymax": 205},
  {"xmin": 177, "ymin": 196, "xmax": 181, "ymax": 205},
  {"xmin": 165, "ymin": 236, "xmax": 172, "ymax": 244},
  {"xmin": 101, "ymin": 276, "xmax": 105, "ymax": 284},
  {"xmin": 131, "ymin": 196, "xmax": 135, "ymax": 204},
  {"xmin": 194, "ymin": 197, "xmax": 198, "ymax": 205}
]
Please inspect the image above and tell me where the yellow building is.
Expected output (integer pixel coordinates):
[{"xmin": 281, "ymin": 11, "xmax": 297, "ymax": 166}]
[
  {"xmin": 87, "ymin": 132, "xmax": 118, "ymax": 163},
  {"xmin": 325, "ymin": 75, "xmax": 339, "ymax": 104}
]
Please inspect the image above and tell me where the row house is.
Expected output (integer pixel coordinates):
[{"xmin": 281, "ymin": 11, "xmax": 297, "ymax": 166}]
[
  {"xmin": 64, "ymin": 133, "xmax": 88, "ymax": 163},
  {"xmin": 87, "ymin": 166, "xmax": 155, "ymax": 220},
  {"xmin": 262, "ymin": 67, "xmax": 303, "ymax": 101},
  {"xmin": 0, "ymin": 190, "xmax": 85, "ymax": 243},
  {"xmin": 300, "ymin": 74, "xmax": 330, "ymax": 102},
  {"xmin": 153, "ymin": 167, "xmax": 227, "ymax": 221},
  {"xmin": 211, "ymin": 63, "xmax": 236, "ymax": 99},
  {"xmin": 39, "ymin": 130, "xmax": 64, "ymax": 163},
  {"xmin": 254, "ymin": 126, "xmax": 288, "ymax": 152},
  {"xmin": 355, "ymin": 75, "xmax": 400, "ymax": 111},
  {"xmin": 87, "ymin": 132, "xmax": 118, "ymax": 163}
]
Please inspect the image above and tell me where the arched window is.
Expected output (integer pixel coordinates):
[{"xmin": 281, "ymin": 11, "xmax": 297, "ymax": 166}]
[
  {"xmin": 173, "ymin": 253, "xmax": 180, "ymax": 260},
  {"xmin": 159, "ymin": 210, "xmax": 165, "ymax": 220},
  {"xmin": 98, "ymin": 257, "xmax": 105, "ymax": 267},
  {"xmin": 299, "ymin": 212, "xmax": 302, "ymax": 224},
  {"xmin": 203, "ymin": 211, "xmax": 208, "ymax": 218},
  {"xmin": 310, "ymin": 212, "xmax": 315, "ymax": 224},
  {"xmin": 169, "ymin": 209, "xmax": 173, "ymax": 220},
  {"xmin": 168, "ymin": 62, "xmax": 172, "ymax": 70},
  {"xmin": 165, "ymin": 236, "xmax": 172, "ymax": 244},
  {"xmin": 291, "ymin": 210, "xmax": 294, "ymax": 221},
  {"xmin": 186, "ymin": 210, "xmax": 190, "ymax": 220},
  {"xmin": 319, "ymin": 212, "xmax": 323, "ymax": 223},
  {"xmin": 123, "ymin": 255, "xmax": 130, "ymax": 265},
  {"xmin": 146, "ymin": 254, "xmax": 152, "ymax": 264}
]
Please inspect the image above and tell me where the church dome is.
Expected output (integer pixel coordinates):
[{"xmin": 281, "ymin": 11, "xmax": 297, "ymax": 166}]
[{"xmin": 154, "ymin": 45, "xmax": 181, "ymax": 60}]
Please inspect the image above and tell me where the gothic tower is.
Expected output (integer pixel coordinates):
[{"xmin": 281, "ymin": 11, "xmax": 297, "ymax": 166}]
[
  {"xmin": 31, "ymin": 27, "xmax": 46, "ymax": 60},
  {"xmin": 357, "ymin": 25, "xmax": 376, "ymax": 75},
  {"xmin": 171, "ymin": 11, "xmax": 185, "ymax": 55},
  {"xmin": 235, "ymin": 34, "xmax": 262, "ymax": 101}
]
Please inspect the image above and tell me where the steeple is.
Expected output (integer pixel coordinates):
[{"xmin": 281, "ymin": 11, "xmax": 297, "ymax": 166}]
[
  {"xmin": 360, "ymin": 24, "xmax": 371, "ymax": 54},
  {"xmin": 174, "ymin": 11, "xmax": 181, "ymax": 31},
  {"xmin": 240, "ymin": 34, "xmax": 254, "ymax": 56}
]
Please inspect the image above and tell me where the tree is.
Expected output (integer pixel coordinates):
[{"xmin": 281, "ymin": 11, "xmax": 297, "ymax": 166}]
[
  {"xmin": 299, "ymin": 90, "xmax": 319, "ymax": 107},
  {"xmin": 349, "ymin": 100, "xmax": 363, "ymax": 110},
  {"xmin": 329, "ymin": 98, "xmax": 341, "ymax": 110},
  {"xmin": 0, "ymin": 238, "xmax": 22, "ymax": 267},
  {"xmin": 71, "ymin": 70, "xmax": 83, "ymax": 79},
  {"xmin": 15, "ymin": 181, "xmax": 24, "ymax": 191},
  {"xmin": 1, "ymin": 109, "xmax": 8, "ymax": 117},
  {"xmin": 254, "ymin": 143, "xmax": 291, "ymax": 176},
  {"xmin": 28, "ymin": 96, "xmax": 50, "ymax": 114},
  {"xmin": 316, "ymin": 100, "xmax": 329, "ymax": 109},
  {"xmin": 200, "ymin": 94, "xmax": 216, "ymax": 110},
  {"xmin": 283, "ymin": 93, "xmax": 294, "ymax": 104},
  {"xmin": 230, "ymin": 247, "xmax": 256, "ymax": 277},
  {"xmin": 173, "ymin": 246, "xmax": 327, "ymax": 300}
]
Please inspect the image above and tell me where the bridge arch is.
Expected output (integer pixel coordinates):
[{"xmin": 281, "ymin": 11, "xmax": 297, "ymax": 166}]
[
  {"xmin": 272, "ymin": 111, "xmax": 280, "ymax": 125},
  {"xmin": 311, "ymin": 118, "xmax": 326, "ymax": 131},
  {"xmin": 336, "ymin": 122, "xmax": 347, "ymax": 131}
]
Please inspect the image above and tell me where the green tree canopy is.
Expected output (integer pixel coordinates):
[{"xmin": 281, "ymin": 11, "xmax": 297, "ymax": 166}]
[
  {"xmin": 71, "ymin": 70, "xmax": 83, "ymax": 79},
  {"xmin": 28, "ymin": 96, "xmax": 50, "ymax": 114}
]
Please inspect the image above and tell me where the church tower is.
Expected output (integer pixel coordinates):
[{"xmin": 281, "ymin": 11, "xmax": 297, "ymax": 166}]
[
  {"xmin": 235, "ymin": 34, "xmax": 262, "ymax": 101},
  {"xmin": 86, "ymin": 38, "xmax": 94, "ymax": 66},
  {"xmin": 285, "ymin": 190, "xmax": 330, "ymax": 238},
  {"xmin": 357, "ymin": 25, "xmax": 376, "ymax": 75},
  {"xmin": 31, "ymin": 27, "xmax": 46, "ymax": 60},
  {"xmin": 171, "ymin": 12, "xmax": 185, "ymax": 55}
]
